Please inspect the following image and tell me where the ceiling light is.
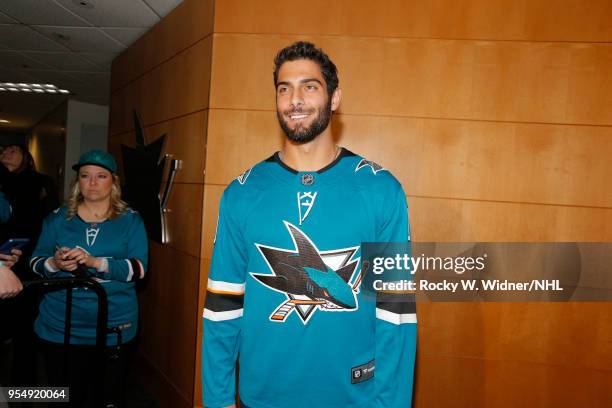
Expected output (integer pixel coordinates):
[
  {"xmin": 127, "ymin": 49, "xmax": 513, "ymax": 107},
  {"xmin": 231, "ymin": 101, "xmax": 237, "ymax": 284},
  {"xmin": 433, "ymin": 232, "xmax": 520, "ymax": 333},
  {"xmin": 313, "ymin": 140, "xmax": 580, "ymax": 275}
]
[
  {"xmin": 0, "ymin": 82, "xmax": 70, "ymax": 94},
  {"xmin": 0, "ymin": 119, "xmax": 10, "ymax": 124}
]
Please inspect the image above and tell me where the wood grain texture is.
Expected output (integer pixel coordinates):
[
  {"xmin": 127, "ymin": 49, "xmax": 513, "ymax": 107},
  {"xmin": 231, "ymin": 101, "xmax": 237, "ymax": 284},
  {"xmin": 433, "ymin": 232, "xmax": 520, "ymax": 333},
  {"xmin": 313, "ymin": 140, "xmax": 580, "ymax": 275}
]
[
  {"xmin": 112, "ymin": 111, "xmax": 207, "ymax": 185},
  {"xmin": 110, "ymin": 36, "xmax": 212, "ymax": 136},
  {"xmin": 210, "ymin": 34, "xmax": 612, "ymax": 126},
  {"xmin": 199, "ymin": 188, "xmax": 612, "ymax": 250},
  {"xmin": 109, "ymin": 5, "xmax": 213, "ymax": 406},
  {"xmin": 215, "ymin": 0, "xmax": 612, "ymax": 42},
  {"xmin": 109, "ymin": 1, "xmax": 612, "ymax": 407},
  {"xmin": 139, "ymin": 241, "xmax": 200, "ymax": 405},
  {"xmin": 201, "ymin": 185, "xmax": 223, "ymax": 261},
  {"xmin": 111, "ymin": 0, "xmax": 214, "ymax": 91},
  {"xmin": 414, "ymin": 354, "xmax": 612, "ymax": 407},
  {"xmin": 133, "ymin": 351, "xmax": 193, "ymax": 408},
  {"xmin": 108, "ymin": 132, "xmax": 205, "ymax": 257},
  {"xmin": 163, "ymin": 183, "xmax": 204, "ymax": 257},
  {"xmin": 417, "ymin": 303, "xmax": 612, "ymax": 370},
  {"xmin": 410, "ymin": 196, "xmax": 612, "ymax": 242},
  {"xmin": 205, "ymin": 109, "xmax": 612, "ymax": 208}
]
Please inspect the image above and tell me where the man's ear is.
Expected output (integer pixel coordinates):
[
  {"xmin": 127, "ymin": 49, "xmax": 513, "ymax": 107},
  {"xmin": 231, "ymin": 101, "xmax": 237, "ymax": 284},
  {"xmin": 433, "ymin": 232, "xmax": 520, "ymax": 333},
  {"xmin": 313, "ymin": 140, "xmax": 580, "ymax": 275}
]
[{"xmin": 331, "ymin": 88, "xmax": 342, "ymax": 112}]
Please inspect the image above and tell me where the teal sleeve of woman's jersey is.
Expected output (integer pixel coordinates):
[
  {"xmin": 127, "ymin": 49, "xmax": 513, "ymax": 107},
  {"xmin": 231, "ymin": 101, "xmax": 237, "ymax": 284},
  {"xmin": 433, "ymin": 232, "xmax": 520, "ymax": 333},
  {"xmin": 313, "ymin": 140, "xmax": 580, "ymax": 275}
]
[
  {"xmin": 104, "ymin": 212, "xmax": 149, "ymax": 282},
  {"xmin": 30, "ymin": 213, "xmax": 64, "ymax": 278},
  {"xmin": 0, "ymin": 191, "xmax": 11, "ymax": 223}
]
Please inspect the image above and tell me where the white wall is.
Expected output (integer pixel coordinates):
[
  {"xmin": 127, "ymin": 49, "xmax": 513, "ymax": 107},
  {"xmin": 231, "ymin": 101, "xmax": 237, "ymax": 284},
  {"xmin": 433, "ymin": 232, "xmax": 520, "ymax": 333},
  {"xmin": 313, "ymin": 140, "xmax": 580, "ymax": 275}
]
[{"xmin": 64, "ymin": 100, "xmax": 109, "ymax": 198}]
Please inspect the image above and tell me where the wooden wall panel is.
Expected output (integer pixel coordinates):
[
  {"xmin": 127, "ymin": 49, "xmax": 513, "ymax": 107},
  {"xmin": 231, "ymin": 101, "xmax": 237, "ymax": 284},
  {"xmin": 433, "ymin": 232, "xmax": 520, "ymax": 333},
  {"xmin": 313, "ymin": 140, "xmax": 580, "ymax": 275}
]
[
  {"xmin": 107, "ymin": 119, "xmax": 206, "ymax": 257},
  {"xmin": 139, "ymin": 242, "xmax": 200, "ymax": 405},
  {"xmin": 110, "ymin": 36, "xmax": 212, "ymax": 136},
  {"xmin": 215, "ymin": 0, "xmax": 612, "ymax": 42},
  {"xmin": 109, "ymin": 1, "xmax": 214, "ymax": 406},
  {"xmin": 205, "ymin": 110, "xmax": 612, "ymax": 208},
  {"xmin": 415, "ymin": 355, "xmax": 612, "ymax": 407},
  {"xmin": 200, "ymin": 185, "xmax": 224, "ymax": 261},
  {"xmin": 410, "ymin": 196, "xmax": 612, "ymax": 242},
  {"xmin": 163, "ymin": 183, "xmax": 204, "ymax": 257},
  {"xmin": 417, "ymin": 303, "xmax": 612, "ymax": 370},
  {"xmin": 205, "ymin": 110, "xmax": 281, "ymax": 184},
  {"xmin": 210, "ymin": 34, "xmax": 612, "ymax": 126},
  {"xmin": 109, "ymin": 1, "xmax": 612, "ymax": 407},
  {"xmin": 113, "ymin": 112, "xmax": 207, "ymax": 185},
  {"xmin": 111, "ymin": 0, "xmax": 214, "ymax": 91},
  {"xmin": 199, "ymin": 189, "xmax": 612, "ymax": 248},
  {"xmin": 134, "ymin": 352, "xmax": 192, "ymax": 408}
]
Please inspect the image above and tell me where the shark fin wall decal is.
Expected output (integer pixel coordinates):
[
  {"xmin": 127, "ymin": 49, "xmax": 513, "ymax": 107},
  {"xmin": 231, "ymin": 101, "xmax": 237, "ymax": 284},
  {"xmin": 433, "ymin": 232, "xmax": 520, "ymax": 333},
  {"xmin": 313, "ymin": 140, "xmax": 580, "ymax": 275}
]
[{"xmin": 120, "ymin": 110, "xmax": 181, "ymax": 243}]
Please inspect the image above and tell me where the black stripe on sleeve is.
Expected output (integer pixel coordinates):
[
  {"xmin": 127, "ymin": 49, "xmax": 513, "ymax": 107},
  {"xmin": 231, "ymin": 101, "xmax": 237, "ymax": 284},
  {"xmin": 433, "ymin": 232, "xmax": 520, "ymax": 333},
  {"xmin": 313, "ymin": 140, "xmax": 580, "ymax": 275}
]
[
  {"xmin": 127, "ymin": 259, "xmax": 142, "ymax": 282},
  {"xmin": 376, "ymin": 292, "xmax": 416, "ymax": 314},
  {"xmin": 30, "ymin": 256, "xmax": 45, "ymax": 274},
  {"xmin": 205, "ymin": 291, "xmax": 245, "ymax": 313}
]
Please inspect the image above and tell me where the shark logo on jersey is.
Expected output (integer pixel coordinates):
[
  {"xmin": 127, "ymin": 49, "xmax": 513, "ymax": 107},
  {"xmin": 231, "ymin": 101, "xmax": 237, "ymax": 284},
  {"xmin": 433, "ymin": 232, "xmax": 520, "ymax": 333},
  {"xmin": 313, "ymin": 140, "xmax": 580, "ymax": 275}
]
[
  {"xmin": 297, "ymin": 192, "xmax": 317, "ymax": 225},
  {"xmin": 251, "ymin": 221, "xmax": 364, "ymax": 324},
  {"xmin": 236, "ymin": 168, "xmax": 252, "ymax": 185},
  {"xmin": 355, "ymin": 159, "xmax": 385, "ymax": 174},
  {"xmin": 86, "ymin": 226, "xmax": 100, "ymax": 246}
]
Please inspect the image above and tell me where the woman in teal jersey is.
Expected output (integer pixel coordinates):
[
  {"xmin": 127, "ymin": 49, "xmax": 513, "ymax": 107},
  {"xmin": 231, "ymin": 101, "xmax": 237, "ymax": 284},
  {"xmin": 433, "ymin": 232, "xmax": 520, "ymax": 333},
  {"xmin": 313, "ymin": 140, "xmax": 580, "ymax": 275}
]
[{"xmin": 30, "ymin": 150, "xmax": 148, "ymax": 407}]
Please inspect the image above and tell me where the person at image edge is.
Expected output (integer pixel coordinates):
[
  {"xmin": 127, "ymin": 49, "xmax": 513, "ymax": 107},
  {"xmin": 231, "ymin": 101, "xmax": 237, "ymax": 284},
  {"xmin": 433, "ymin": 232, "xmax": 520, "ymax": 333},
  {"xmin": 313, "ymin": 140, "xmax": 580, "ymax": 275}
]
[{"xmin": 202, "ymin": 41, "xmax": 417, "ymax": 408}]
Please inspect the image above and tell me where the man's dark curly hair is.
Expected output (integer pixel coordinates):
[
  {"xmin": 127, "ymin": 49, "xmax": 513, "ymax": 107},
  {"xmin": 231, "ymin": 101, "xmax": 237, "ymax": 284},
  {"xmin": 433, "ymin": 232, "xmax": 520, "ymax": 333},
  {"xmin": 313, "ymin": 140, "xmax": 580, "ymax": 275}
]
[{"xmin": 273, "ymin": 41, "xmax": 339, "ymax": 96}]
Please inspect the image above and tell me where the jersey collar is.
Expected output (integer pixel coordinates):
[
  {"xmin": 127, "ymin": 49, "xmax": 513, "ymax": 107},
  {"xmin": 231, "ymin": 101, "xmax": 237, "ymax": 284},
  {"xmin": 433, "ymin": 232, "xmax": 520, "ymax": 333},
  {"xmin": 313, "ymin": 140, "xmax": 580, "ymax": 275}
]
[{"xmin": 266, "ymin": 147, "xmax": 355, "ymax": 175}]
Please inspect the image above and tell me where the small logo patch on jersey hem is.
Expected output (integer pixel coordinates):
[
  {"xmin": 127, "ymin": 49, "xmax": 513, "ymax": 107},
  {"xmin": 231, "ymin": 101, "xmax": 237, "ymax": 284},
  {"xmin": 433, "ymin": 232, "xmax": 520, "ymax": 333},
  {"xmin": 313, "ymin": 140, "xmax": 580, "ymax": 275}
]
[
  {"xmin": 355, "ymin": 159, "xmax": 385, "ymax": 174},
  {"xmin": 351, "ymin": 359, "xmax": 375, "ymax": 384}
]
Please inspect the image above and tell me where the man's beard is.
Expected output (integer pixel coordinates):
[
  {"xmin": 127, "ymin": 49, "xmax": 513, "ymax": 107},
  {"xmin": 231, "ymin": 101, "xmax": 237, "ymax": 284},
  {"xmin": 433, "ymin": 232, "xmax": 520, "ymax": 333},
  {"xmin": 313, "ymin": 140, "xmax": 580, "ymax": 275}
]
[{"xmin": 277, "ymin": 98, "xmax": 332, "ymax": 144}]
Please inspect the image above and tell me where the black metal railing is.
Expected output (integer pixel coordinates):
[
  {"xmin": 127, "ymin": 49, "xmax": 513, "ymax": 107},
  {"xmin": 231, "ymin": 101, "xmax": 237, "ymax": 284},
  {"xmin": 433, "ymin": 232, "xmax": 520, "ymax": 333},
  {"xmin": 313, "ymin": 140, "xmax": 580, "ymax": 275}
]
[{"xmin": 23, "ymin": 276, "xmax": 108, "ymax": 349}]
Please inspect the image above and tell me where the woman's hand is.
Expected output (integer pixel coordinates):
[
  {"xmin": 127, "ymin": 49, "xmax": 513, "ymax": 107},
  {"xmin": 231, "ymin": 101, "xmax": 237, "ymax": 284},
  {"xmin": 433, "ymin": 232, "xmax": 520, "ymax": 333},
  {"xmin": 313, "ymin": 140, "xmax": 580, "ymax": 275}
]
[
  {"xmin": 63, "ymin": 247, "xmax": 101, "ymax": 270},
  {"xmin": 52, "ymin": 246, "xmax": 79, "ymax": 271},
  {"xmin": 0, "ymin": 248, "xmax": 22, "ymax": 268},
  {"xmin": 0, "ymin": 265, "xmax": 23, "ymax": 299}
]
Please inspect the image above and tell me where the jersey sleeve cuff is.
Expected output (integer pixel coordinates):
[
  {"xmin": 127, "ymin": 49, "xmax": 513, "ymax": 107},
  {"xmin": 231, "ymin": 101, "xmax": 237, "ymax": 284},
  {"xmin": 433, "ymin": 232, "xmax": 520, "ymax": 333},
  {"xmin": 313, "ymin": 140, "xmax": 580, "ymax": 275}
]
[
  {"xmin": 44, "ymin": 257, "xmax": 59, "ymax": 273},
  {"xmin": 96, "ymin": 257, "xmax": 109, "ymax": 273}
]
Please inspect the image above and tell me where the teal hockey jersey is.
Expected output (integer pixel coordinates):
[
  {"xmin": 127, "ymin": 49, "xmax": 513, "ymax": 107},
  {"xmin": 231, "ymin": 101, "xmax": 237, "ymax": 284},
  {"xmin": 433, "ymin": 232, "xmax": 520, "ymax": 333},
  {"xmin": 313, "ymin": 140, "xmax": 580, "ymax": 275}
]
[
  {"xmin": 202, "ymin": 148, "xmax": 417, "ymax": 408},
  {"xmin": 0, "ymin": 191, "xmax": 11, "ymax": 223},
  {"xmin": 30, "ymin": 206, "xmax": 148, "ymax": 345}
]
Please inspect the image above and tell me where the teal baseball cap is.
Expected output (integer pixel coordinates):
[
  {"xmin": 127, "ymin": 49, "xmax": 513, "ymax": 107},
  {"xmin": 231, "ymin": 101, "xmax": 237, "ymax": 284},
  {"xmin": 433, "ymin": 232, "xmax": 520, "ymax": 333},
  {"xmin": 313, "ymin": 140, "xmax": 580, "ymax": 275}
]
[{"xmin": 72, "ymin": 150, "xmax": 117, "ymax": 174}]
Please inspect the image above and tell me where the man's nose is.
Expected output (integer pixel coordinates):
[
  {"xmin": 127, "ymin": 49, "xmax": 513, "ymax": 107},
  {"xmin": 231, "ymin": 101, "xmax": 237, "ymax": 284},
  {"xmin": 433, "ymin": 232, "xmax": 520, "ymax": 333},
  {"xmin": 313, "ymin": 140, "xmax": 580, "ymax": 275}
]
[{"xmin": 290, "ymin": 88, "xmax": 304, "ymax": 108}]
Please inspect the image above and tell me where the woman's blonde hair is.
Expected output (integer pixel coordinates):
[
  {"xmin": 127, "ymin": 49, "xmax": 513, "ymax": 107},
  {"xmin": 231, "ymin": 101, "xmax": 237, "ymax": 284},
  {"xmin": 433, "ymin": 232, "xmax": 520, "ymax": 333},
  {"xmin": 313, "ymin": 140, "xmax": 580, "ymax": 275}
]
[{"xmin": 66, "ymin": 172, "xmax": 129, "ymax": 220}]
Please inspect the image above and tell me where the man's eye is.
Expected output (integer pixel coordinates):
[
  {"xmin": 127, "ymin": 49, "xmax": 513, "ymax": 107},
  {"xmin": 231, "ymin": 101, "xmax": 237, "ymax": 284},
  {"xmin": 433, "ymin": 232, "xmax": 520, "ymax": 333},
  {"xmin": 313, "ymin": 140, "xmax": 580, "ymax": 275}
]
[
  {"xmin": 306, "ymin": 84, "xmax": 317, "ymax": 91},
  {"xmin": 278, "ymin": 87, "xmax": 287, "ymax": 94}
]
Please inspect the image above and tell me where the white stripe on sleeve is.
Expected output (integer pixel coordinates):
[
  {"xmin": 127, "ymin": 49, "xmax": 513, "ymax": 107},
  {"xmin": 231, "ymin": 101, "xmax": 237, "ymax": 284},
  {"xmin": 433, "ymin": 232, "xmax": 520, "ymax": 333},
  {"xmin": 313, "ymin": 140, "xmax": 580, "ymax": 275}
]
[
  {"xmin": 375, "ymin": 308, "xmax": 417, "ymax": 325},
  {"xmin": 203, "ymin": 308, "xmax": 244, "ymax": 321}
]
